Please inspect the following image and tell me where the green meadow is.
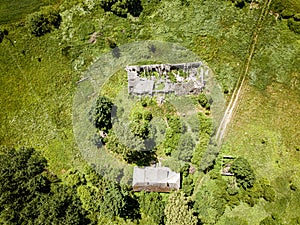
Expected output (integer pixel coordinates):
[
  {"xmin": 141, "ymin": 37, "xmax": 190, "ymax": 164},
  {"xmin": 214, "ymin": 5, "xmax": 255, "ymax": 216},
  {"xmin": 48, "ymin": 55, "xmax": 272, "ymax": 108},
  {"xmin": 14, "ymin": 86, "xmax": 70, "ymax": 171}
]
[{"xmin": 0, "ymin": 0, "xmax": 300, "ymax": 223}]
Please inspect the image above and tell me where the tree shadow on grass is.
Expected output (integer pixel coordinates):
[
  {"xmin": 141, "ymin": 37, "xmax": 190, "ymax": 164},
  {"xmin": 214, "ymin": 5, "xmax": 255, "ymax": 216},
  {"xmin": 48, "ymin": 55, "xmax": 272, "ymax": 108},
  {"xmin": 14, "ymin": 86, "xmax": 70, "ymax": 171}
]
[{"xmin": 124, "ymin": 150, "xmax": 157, "ymax": 166}]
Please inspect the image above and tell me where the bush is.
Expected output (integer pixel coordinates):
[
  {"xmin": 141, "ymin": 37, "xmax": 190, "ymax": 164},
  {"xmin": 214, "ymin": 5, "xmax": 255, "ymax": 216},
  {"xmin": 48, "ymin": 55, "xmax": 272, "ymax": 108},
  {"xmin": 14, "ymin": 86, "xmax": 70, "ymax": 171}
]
[
  {"xmin": 288, "ymin": 19, "xmax": 300, "ymax": 34},
  {"xmin": 167, "ymin": 115, "xmax": 182, "ymax": 133},
  {"xmin": 26, "ymin": 7, "xmax": 61, "ymax": 37},
  {"xmin": 229, "ymin": 157, "xmax": 256, "ymax": 189},
  {"xmin": 177, "ymin": 133, "xmax": 195, "ymax": 162},
  {"xmin": 130, "ymin": 120, "xmax": 150, "ymax": 139},
  {"xmin": 89, "ymin": 95, "xmax": 113, "ymax": 132},
  {"xmin": 197, "ymin": 93, "xmax": 210, "ymax": 109},
  {"xmin": 198, "ymin": 112, "xmax": 213, "ymax": 135},
  {"xmin": 100, "ymin": 0, "xmax": 143, "ymax": 17}
]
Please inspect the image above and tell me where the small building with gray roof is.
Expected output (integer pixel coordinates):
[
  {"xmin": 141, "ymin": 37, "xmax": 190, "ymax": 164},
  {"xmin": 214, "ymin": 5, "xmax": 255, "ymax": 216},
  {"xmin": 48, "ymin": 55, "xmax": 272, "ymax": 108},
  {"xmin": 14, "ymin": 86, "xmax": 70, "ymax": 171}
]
[{"xmin": 132, "ymin": 166, "xmax": 180, "ymax": 192}]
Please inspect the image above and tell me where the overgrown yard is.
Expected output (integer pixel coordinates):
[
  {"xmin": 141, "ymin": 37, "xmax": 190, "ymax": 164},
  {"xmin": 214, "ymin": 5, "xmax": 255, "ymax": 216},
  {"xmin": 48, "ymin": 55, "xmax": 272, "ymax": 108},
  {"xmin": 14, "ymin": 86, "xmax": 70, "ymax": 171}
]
[
  {"xmin": 0, "ymin": 24, "xmax": 83, "ymax": 173},
  {"xmin": 0, "ymin": 0, "xmax": 300, "ymax": 223},
  {"xmin": 0, "ymin": 0, "xmax": 259, "ymax": 174},
  {"xmin": 0, "ymin": 0, "xmax": 60, "ymax": 24}
]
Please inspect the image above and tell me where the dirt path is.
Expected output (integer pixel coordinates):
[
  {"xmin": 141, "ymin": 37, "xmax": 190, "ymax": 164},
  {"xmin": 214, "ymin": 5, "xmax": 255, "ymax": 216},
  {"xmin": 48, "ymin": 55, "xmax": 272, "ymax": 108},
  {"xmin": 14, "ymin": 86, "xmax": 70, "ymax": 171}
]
[{"xmin": 215, "ymin": 0, "xmax": 273, "ymax": 145}]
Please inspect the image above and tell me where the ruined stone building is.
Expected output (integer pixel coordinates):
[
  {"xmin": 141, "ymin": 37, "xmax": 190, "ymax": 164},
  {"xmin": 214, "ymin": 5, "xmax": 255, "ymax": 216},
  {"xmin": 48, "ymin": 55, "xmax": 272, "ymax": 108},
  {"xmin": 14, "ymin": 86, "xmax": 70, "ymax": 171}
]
[{"xmin": 126, "ymin": 62, "xmax": 207, "ymax": 97}]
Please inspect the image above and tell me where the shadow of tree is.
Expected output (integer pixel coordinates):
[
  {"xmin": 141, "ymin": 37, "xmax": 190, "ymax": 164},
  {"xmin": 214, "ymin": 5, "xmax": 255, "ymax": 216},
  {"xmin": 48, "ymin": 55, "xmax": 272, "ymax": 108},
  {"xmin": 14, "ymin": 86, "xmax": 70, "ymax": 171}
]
[{"xmin": 124, "ymin": 150, "xmax": 157, "ymax": 166}]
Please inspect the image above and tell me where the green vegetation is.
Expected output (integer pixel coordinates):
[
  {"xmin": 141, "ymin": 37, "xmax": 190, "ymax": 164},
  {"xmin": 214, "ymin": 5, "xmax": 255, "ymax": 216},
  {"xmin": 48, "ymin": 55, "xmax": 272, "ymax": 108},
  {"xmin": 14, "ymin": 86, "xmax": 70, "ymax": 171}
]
[
  {"xmin": 99, "ymin": 0, "xmax": 143, "ymax": 17},
  {"xmin": 139, "ymin": 68, "xmax": 189, "ymax": 83},
  {"xmin": 229, "ymin": 157, "xmax": 256, "ymax": 189},
  {"xmin": 0, "ymin": 0, "xmax": 299, "ymax": 223},
  {"xmin": 0, "ymin": 0, "xmax": 60, "ymax": 24},
  {"xmin": 138, "ymin": 192, "xmax": 166, "ymax": 224},
  {"xmin": 89, "ymin": 95, "xmax": 113, "ymax": 132},
  {"xmin": 0, "ymin": 147, "xmax": 88, "ymax": 224},
  {"xmin": 164, "ymin": 191, "xmax": 198, "ymax": 225},
  {"xmin": 26, "ymin": 6, "xmax": 61, "ymax": 37}
]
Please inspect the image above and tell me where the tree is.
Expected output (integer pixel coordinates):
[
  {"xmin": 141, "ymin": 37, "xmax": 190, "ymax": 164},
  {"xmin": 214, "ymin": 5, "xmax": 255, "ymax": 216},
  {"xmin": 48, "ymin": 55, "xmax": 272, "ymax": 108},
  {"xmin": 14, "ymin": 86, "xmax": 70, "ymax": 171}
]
[
  {"xmin": 90, "ymin": 95, "xmax": 113, "ymax": 132},
  {"xmin": 129, "ymin": 109, "xmax": 153, "ymax": 139},
  {"xmin": 130, "ymin": 121, "xmax": 150, "ymax": 139},
  {"xmin": 288, "ymin": 19, "xmax": 300, "ymax": 34},
  {"xmin": 164, "ymin": 191, "xmax": 198, "ymax": 225},
  {"xmin": 197, "ymin": 93, "xmax": 210, "ymax": 109},
  {"xmin": 35, "ymin": 184, "xmax": 89, "ymax": 225},
  {"xmin": 100, "ymin": 0, "xmax": 143, "ymax": 17},
  {"xmin": 198, "ymin": 112, "xmax": 213, "ymax": 136},
  {"xmin": 199, "ymin": 143, "xmax": 219, "ymax": 172},
  {"xmin": 177, "ymin": 133, "xmax": 195, "ymax": 162},
  {"xmin": 229, "ymin": 157, "xmax": 256, "ymax": 189},
  {"xmin": 139, "ymin": 192, "xmax": 165, "ymax": 224},
  {"xmin": 26, "ymin": 7, "xmax": 61, "ymax": 37},
  {"xmin": 259, "ymin": 216, "xmax": 279, "ymax": 225},
  {"xmin": 100, "ymin": 182, "xmax": 126, "ymax": 218},
  {"xmin": 0, "ymin": 147, "xmax": 89, "ymax": 224},
  {"xmin": 0, "ymin": 147, "xmax": 50, "ymax": 223},
  {"xmin": 194, "ymin": 183, "xmax": 226, "ymax": 224},
  {"xmin": 222, "ymin": 216, "xmax": 248, "ymax": 225}
]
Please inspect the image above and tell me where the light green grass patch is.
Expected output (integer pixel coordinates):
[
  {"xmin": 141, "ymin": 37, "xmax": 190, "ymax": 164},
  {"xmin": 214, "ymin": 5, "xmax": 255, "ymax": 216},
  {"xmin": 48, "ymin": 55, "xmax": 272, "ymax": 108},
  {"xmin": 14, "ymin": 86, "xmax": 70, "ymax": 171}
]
[{"xmin": 0, "ymin": 0, "xmax": 60, "ymax": 24}]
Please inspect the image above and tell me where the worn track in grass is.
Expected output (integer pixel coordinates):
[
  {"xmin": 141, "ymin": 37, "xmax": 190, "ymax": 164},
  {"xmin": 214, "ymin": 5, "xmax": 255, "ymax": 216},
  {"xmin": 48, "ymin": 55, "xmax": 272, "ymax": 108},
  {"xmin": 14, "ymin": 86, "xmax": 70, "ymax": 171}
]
[{"xmin": 215, "ymin": 0, "xmax": 273, "ymax": 145}]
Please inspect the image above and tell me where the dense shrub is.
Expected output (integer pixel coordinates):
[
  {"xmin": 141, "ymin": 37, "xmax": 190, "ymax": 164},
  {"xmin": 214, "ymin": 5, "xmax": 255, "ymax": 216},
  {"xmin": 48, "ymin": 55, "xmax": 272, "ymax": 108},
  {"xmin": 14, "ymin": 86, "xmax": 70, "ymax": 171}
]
[
  {"xmin": 89, "ymin": 95, "xmax": 113, "ymax": 132},
  {"xmin": 288, "ymin": 19, "xmax": 300, "ymax": 34},
  {"xmin": 177, "ymin": 133, "xmax": 195, "ymax": 162},
  {"xmin": 139, "ymin": 192, "xmax": 165, "ymax": 224},
  {"xmin": 129, "ymin": 109, "xmax": 152, "ymax": 139},
  {"xmin": 197, "ymin": 93, "xmax": 210, "ymax": 109},
  {"xmin": 26, "ymin": 7, "xmax": 61, "ymax": 37},
  {"xmin": 100, "ymin": 0, "xmax": 143, "ymax": 17},
  {"xmin": 229, "ymin": 157, "xmax": 256, "ymax": 189}
]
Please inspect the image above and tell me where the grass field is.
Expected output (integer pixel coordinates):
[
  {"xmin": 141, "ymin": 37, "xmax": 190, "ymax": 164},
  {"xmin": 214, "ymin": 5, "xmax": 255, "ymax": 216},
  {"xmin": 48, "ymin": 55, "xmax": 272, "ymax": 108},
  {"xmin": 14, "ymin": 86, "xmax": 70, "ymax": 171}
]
[
  {"xmin": 0, "ymin": 0, "xmax": 258, "ymax": 174},
  {"xmin": 0, "ymin": 1, "xmax": 300, "ymax": 223},
  {"xmin": 0, "ymin": 0, "xmax": 61, "ymax": 24},
  {"xmin": 0, "ymin": 24, "xmax": 84, "ymax": 173},
  {"xmin": 221, "ymin": 13, "xmax": 300, "ymax": 222}
]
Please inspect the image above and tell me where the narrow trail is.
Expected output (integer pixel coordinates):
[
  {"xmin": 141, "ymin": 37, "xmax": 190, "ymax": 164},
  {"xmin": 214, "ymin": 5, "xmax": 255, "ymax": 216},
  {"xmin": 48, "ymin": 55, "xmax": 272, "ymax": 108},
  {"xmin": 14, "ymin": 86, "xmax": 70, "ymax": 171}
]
[{"xmin": 215, "ymin": 0, "xmax": 273, "ymax": 146}]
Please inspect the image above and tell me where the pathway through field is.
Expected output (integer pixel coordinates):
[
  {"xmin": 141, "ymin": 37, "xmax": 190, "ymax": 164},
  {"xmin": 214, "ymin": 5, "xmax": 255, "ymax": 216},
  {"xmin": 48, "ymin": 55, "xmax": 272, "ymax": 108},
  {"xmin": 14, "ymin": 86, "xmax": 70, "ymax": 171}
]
[{"xmin": 215, "ymin": 0, "xmax": 273, "ymax": 145}]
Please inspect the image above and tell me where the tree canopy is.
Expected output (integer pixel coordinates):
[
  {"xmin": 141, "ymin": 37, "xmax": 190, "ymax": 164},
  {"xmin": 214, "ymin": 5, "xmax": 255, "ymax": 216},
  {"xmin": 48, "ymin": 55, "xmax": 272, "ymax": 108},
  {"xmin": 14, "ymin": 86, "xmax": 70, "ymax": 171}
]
[
  {"xmin": 99, "ymin": 0, "xmax": 143, "ymax": 17},
  {"xmin": 90, "ymin": 95, "xmax": 113, "ymax": 132},
  {"xmin": 229, "ymin": 157, "xmax": 256, "ymax": 189},
  {"xmin": 164, "ymin": 191, "xmax": 198, "ymax": 225},
  {"xmin": 26, "ymin": 7, "xmax": 61, "ymax": 37},
  {"xmin": 0, "ymin": 147, "xmax": 89, "ymax": 224}
]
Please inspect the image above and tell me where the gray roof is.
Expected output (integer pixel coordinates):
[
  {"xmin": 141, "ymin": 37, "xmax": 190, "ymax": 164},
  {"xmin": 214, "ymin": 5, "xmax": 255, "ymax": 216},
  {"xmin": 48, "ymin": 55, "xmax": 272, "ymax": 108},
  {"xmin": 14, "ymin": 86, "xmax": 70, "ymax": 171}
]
[{"xmin": 132, "ymin": 166, "xmax": 180, "ymax": 192}]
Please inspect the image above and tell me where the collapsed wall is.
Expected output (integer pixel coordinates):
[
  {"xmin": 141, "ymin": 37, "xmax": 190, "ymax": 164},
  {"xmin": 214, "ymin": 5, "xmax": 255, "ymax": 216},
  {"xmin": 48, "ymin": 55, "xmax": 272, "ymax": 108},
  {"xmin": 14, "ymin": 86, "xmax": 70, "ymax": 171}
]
[{"xmin": 126, "ymin": 62, "xmax": 206, "ymax": 96}]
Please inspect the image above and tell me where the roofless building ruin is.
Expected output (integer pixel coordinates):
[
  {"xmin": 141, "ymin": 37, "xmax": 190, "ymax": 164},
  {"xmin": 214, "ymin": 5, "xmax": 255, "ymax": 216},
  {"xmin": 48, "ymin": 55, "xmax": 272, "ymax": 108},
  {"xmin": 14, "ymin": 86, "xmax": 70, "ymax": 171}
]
[{"xmin": 126, "ymin": 62, "xmax": 207, "ymax": 97}]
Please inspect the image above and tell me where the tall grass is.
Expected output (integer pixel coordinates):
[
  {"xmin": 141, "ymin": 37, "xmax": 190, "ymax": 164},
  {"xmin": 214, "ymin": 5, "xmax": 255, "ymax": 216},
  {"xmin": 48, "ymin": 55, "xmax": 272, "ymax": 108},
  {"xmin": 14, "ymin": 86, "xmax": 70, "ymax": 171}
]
[{"xmin": 0, "ymin": 0, "xmax": 60, "ymax": 24}]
